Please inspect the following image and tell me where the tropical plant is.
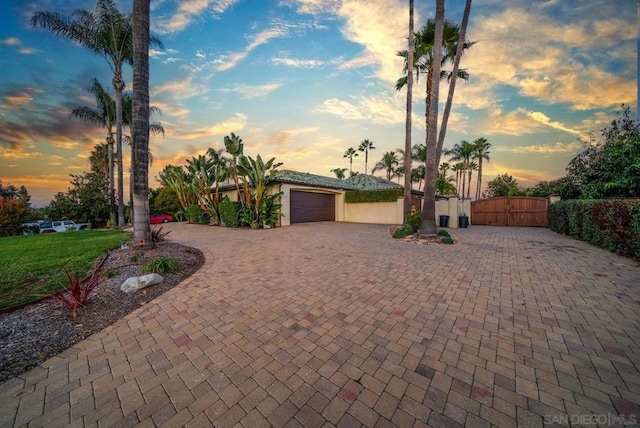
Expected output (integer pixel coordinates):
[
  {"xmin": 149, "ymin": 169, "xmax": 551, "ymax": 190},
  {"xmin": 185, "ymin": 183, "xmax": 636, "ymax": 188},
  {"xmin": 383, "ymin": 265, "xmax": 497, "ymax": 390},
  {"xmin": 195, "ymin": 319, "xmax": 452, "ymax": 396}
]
[
  {"xmin": 70, "ymin": 78, "xmax": 118, "ymax": 225},
  {"xmin": 445, "ymin": 140, "xmax": 476, "ymax": 201},
  {"xmin": 52, "ymin": 261, "xmax": 105, "ymax": 323},
  {"xmin": 373, "ymin": 151, "xmax": 400, "ymax": 180},
  {"xmin": 330, "ymin": 167, "xmax": 348, "ymax": 180},
  {"xmin": 164, "ymin": 167, "xmax": 196, "ymax": 213},
  {"xmin": 224, "ymin": 133, "xmax": 244, "ymax": 204},
  {"xmin": 358, "ymin": 139, "xmax": 376, "ymax": 175},
  {"xmin": 32, "ymin": 0, "xmax": 163, "ymax": 227},
  {"xmin": 436, "ymin": 163, "xmax": 457, "ymax": 195},
  {"xmin": 343, "ymin": 147, "xmax": 359, "ymax": 176},
  {"xmin": 150, "ymin": 226, "xmax": 170, "ymax": 243},
  {"xmin": 186, "ymin": 154, "xmax": 219, "ymax": 224},
  {"xmin": 237, "ymin": 155, "xmax": 284, "ymax": 229},
  {"xmin": 473, "ymin": 137, "xmax": 491, "ymax": 200}
]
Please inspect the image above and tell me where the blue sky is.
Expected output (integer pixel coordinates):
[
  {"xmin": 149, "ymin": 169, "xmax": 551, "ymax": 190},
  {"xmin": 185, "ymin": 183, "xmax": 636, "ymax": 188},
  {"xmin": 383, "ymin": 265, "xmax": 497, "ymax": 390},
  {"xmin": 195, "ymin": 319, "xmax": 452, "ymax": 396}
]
[{"xmin": 0, "ymin": 0, "xmax": 636, "ymax": 206}]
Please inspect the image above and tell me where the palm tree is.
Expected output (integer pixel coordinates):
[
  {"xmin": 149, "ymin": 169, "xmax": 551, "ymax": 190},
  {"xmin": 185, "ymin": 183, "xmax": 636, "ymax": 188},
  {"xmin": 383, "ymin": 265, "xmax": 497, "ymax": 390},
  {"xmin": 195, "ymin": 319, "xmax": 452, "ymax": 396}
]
[
  {"xmin": 445, "ymin": 140, "xmax": 475, "ymax": 202},
  {"xmin": 343, "ymin": 147, "xmax": 359, "ymax": 175},
  {"xmin": 466, "ymin": 161, "xmax": 478, "ymax": 199},
  {"xmin": 131, "ymin": 0, "xmax": 150, "ymax": 243},
  {"xmin": 402, "ymin": 0, "xmax": 415, "ymax": 218},
  {"xmin": 358, "ymin": 139, "xmax": 376, "ymax": 175},
  {"xmin": 372, "ymin": 151, "xmax": 400, "ymax": 180},
  {"xmin": 436, "ymin": 0, "xmax": 473, "ymax": 165},
  {"xmin": 32, "ymin": 0, "xmax": 162, "ymax": 227},
  {"xmin": 451, "ymin": 162, "xmax": 464, "ymax": 197},
  {"xmin": 473, "ymin": 137, "xmax": 491, "ymax": 200},
  {"xmin": 70, "ymin": 78, "xmax": 117, "ymax": 226},
  {"xmin": 330, "ymin": 168, "xmax": 348, "ymax": 180},
  {"xmin": 396, "ymin": 20, "xmax": 473, "ymax": 148},
  {"xmin": 224, "ymin": 133, "xmax": 244, "ymax": 204}
]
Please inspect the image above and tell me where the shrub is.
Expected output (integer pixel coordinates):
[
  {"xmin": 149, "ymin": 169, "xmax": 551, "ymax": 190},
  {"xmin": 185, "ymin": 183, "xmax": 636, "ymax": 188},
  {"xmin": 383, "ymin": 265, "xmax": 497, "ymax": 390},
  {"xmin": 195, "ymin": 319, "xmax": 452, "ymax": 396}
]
[
  {"xmin": 393, "ymin": 226, "xmax": 414, "ymax": 239},
  {"xmin": 52, "ymin": 262, "xmax": 104, "ymax": 323},
  {"xmin": 438, "ymin": 230, "xmax": 450, "ymax": 237},
  {"xmin": 548, "ymin": 199, "xmax": 640, "ymax": 259},
  {"xmin": 219, "ymin": 198, "xmax": 241, "ymax": 228},
  {"xmin": 406, "ymin": 211, "xmax": 422, "ymax": 233},
  {"xmin": 184, "ymin": 203, "xmax": 208, "ymax": 224},
  {"xmin": 345, "ymin": 189, "xmax": 403, "ymax": 203},
  {"xmin": 143, "ymin": 257, "xmax": 180, "ymax": 274},
  {"xmin": 441, "ymin": 236, "xmax": 454, "ymax": 244}
]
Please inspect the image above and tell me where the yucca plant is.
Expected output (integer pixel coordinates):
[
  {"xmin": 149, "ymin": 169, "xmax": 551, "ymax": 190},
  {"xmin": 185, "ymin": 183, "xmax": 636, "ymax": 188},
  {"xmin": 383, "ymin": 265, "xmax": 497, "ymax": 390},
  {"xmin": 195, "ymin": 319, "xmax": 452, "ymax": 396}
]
[{"xmin": 143, "ymin": 257, "xmax": 179, "ymax": 274}]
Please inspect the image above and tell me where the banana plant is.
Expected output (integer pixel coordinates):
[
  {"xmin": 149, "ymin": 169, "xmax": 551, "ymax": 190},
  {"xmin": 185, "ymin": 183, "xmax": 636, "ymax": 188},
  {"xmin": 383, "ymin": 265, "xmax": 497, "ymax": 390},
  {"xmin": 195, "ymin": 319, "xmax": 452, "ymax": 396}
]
[
  {"xmin": 237, "ymin": 154, "xmax": 283, "ymax": 228},
  {"xmin": 224, "ymin": 133, "xmax": 244, "ymax": 206}
]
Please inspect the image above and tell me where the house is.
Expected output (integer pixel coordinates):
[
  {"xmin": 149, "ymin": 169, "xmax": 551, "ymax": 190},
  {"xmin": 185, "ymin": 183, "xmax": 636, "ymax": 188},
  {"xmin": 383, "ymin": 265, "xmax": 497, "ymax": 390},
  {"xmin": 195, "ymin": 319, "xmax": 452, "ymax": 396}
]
[{"xmin": 221, "ymin": 170, "xmax": 470, "ymax": 227}]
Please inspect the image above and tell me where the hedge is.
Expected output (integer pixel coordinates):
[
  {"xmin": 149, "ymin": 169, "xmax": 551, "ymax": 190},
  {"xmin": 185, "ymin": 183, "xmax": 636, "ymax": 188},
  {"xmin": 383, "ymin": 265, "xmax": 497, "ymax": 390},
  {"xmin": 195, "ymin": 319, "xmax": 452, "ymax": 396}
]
[
  {"xmin": 548, "ymin": 199, "xmax": 640, "ymax": 259},
  {"xmin": 219, "ymin": 198, "xmax": 241, "ymax": 228},
  {"xmin": 345, "ymin": 189, "xmax": 403, "ymax": 203}
]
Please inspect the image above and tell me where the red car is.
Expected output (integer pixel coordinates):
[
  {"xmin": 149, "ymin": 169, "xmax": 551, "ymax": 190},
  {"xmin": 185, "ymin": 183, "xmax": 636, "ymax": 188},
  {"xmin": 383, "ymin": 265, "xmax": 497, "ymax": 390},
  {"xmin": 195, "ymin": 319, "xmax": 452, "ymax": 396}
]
[{"xmin": 150, "ymin": 213, "xmax": 173, "ymax": 224}]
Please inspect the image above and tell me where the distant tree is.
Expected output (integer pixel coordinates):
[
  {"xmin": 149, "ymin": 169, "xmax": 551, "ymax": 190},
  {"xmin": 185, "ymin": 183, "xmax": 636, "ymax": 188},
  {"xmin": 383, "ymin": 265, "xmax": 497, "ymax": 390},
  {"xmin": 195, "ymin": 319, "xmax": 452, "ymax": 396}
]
[
  {"xmin": 483, "ymin": 173, "xmax": 523, "ymax": 198},
  {"xmin": 343, "ymin": 147, "xmax": 359, "ymax": 175},
  {"xmin": 149, "ymin": 187, "xmax": 181, "ymax": 217},
  {"xmin": 224, "ymin": 133, "xmax": 244, "ymax": 204},
  {"xmin": 0, "ymin": 180, "xmax": 33, "ymax": 236},
  {"xmin": 565, "ymin": 105, "xmax": 640, "ymax": 199},
  {"xmin": 402, "ymin": 0, "xmax": 415, "ymax": 218},
  {"xmin": 358, "ymin": 139, "xmax": 376, "ymax": 175},
  {"xmin": 445, "ymin": 140, "xmax": 475, "ymax": 200},
  {"xmin": 330, "ymin": 167, "xmax": 348, "ymax": 180},
  {"xmin": 373, "ymin": 151, "xmax": 400, "ymax": 180},
  {"xmin": 156, "ymin": 164, "xmax": 184, "ymax": 187},
  {"xmin": 473, "ymin": 137, "xmax": 491, "ymax": 200}
]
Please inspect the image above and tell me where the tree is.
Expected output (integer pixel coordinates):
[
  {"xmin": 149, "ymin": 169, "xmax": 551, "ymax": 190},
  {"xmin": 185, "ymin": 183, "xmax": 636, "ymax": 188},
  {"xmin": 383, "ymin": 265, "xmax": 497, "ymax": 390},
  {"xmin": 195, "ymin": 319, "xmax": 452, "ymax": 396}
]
[
  {"xmin": 237, "ymin": 155, "xmax": 284, "ymax": 229},
  {"xmin": 358, "ymin": 139, "xmax": 376, "ymax": 175},
  {"xmin": 373, "ymin": 151, "xmax": 400, "ymax": 180},
  {"xmin": 224, "ymin": 133, "xmax": 244, "ymax": 204},
  {"xmin": 445, "ymin": 139, "xmax": 475, "ymax": 201},
  {"xmin": 565, "ymin": 105, "xmax": 640, "ymax": 199},
  {"xmin": 483, "ymin": 173, "xmax": 523, "ymax": 198},
  {"xmin": 32, "ymin": 0, "xmax": 162, "ymax": 227},
  {"xmin": 131, "ymin": 0, "xmax": 151, "ymax": 244},
  {"xmin": 402, "ymin": 0, "xmax": 415, "ymax": 218},
  {"xmin": 0, "ymin": 180, "xmax": 32, "ymax": 237},
  {"xmin": 70, "ymin": 78, "xmax": 117, "ymax": 225},
  {"xmin": 473, "ymin": 137, "xmax": 491, "ymax": 200},
  {"xmin": 330, "ymin": 168, "xmax": 348, "ymax": 180},
  {"xmin": 343, "ymin": 147, "xmax": 359, "ymax": 176},
  {"xmin": 419, "ymin": 0, "xmax": 445, "ymax": 236}
]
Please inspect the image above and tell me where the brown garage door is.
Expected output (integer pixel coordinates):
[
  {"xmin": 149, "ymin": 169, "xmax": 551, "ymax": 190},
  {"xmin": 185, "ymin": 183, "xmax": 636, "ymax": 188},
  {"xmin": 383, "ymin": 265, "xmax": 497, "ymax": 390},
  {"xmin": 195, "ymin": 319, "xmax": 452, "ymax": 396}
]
[{"xmin": 290, "ymin": 191, "xmax": 335, "ymax": 223}]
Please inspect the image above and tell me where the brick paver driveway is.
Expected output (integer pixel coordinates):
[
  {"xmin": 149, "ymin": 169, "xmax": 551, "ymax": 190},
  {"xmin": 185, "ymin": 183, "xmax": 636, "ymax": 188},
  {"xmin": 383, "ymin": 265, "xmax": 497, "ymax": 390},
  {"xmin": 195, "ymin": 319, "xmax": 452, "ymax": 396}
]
[{"xmin": 2, "ymin": 223, "xmax": 639, "ymax": 427}]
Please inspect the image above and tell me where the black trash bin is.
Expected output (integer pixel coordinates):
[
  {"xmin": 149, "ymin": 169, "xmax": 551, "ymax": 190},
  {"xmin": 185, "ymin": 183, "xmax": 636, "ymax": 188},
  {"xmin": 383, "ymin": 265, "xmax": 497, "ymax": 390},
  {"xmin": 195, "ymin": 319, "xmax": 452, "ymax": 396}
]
[
  {"xmin": 439, "ymin": 215, "xmax": 450, "ymax": 228},
  {"xmin": 458, "ymin": 215, "xmax": 469, "ymax": 228}
]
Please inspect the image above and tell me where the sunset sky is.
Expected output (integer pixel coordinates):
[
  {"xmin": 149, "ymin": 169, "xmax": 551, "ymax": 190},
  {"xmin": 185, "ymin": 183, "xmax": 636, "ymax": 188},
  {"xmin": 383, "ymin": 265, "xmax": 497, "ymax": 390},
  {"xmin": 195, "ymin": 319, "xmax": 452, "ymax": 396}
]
[{"xmin": 0, "ymin": 0, "xmax": 636, "ymax": 207}]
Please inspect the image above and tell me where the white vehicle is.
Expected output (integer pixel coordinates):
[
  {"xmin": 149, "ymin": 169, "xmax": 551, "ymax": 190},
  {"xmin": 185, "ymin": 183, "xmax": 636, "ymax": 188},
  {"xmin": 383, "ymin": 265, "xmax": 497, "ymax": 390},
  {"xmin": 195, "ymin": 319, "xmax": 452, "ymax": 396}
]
[{"xmin": 50, "ymin": 220, "xmax": 89, "ymax": 232}]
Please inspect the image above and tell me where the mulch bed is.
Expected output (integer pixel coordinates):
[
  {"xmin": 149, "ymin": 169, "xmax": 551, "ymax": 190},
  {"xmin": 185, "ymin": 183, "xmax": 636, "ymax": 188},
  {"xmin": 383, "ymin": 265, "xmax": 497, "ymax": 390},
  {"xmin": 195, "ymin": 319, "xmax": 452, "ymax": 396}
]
[{"xmin": 0, "ymin": 242, "xmax": 205, "ymax": 383}]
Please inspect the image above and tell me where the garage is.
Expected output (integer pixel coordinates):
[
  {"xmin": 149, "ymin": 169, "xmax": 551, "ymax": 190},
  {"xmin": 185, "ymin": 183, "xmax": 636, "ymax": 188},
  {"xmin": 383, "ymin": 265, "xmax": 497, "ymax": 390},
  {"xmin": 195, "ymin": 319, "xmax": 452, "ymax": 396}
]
[{"xmin": 290, "ymin": 190, "xmax": 335, "ymax": 223}]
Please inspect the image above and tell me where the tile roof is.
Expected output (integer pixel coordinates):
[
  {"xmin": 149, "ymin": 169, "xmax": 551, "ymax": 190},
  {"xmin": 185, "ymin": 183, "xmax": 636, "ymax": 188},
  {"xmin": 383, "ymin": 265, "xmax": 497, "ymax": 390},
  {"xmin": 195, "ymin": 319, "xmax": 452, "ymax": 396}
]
[{"xmin": 275, "ymin": 170, "xmax": 403, "ymax": 191}]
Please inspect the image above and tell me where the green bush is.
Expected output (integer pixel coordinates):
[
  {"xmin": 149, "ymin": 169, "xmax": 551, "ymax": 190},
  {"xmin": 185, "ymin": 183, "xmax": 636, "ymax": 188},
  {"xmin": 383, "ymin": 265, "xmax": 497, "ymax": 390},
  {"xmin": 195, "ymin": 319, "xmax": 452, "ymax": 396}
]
[
  {"xmin": 438, "ymin": 230, "xmax": 450, "ymax": 237},
  {"xmin": 406, "ymin": 211, "xmax": 422, "ymax": 233},
  {"xmin": 143, "ymin": 257, "xmax": 180, "ymax": 274},
  {"xmin": 184, "ymin": 203, "xmax": 209, "ymax": 224},
  {"xmin": 548, "ymin": 199, "xmax": 640, "ymax": 259},
  {"xmin": 393, "ymin": 226, "xmax": 413, "ymax": 239},
  {"xmin": 219, "ymin": 198, "xmax": 241, "ymax": 228},
  {"xmin": 441, "ymin": 236, "xmax": 454, "ymax": 244},
  {"xmin": 345, "ymin": 189, "xmax": 403, "ymax": 203}
]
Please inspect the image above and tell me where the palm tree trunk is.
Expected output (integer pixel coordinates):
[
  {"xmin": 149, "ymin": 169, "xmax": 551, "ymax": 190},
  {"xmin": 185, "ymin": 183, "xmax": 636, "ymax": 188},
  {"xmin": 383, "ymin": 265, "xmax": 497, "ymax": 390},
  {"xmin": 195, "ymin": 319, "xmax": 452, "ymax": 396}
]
[
  {"xmin": 476, "ymin": 159, "xmax": 482, "ymax": 200},
  {"xmin": 114, "ymin": 72, "xmax": 125, "ymax": 227},
  {"xmin": 435, "ymin": 0, "xmax": 472, "ymax": 165},
  {"xmin": 132, "ymin": 0, "xmax": 150, "ymax": 244},
  {"xmin": 107, "ymin": 136, "xmax": 116, "ymax": 226},
  {"xmin": 467, "ymin": 169, "xmax": 472, "ymax": 199},
  {"xmin": 403, "ymin": 0, "xmax": 415, "ymax": 218},
  {"xmin": 419, "ymin": 0, "xmax": 444, "ymax": 236}
]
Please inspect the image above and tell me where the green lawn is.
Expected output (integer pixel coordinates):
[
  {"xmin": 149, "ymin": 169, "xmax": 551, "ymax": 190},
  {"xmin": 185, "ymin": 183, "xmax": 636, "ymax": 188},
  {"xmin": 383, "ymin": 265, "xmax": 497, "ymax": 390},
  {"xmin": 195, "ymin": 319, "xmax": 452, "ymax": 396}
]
[{"xmin": 0, "ymin": 229, "xmax": 129, "ymax": 309}]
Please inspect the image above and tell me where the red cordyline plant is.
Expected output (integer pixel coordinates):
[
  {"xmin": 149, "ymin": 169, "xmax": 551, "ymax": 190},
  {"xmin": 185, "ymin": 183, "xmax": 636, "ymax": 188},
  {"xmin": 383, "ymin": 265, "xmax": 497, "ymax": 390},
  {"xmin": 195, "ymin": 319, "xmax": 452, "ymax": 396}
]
[{"xmin": 52, "ymin": 256, "xmax": 107, "ymax": 323}]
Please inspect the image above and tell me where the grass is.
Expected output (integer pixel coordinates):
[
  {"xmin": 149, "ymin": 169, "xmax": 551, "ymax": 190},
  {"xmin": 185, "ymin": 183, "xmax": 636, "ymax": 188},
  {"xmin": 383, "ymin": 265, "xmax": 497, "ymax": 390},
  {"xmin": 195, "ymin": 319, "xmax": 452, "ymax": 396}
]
[{"xmin": 0, "ymin": 229, "xmax": 129, "ymax": 309}]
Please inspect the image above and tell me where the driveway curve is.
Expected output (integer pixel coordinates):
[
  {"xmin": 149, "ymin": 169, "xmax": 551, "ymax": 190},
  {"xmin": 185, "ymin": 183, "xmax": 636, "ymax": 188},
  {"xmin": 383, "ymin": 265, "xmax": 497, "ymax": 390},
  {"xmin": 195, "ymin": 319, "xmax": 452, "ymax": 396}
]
[{"xmin": 1, "ymin": 223, "xmax": 639, "ymax": 427}]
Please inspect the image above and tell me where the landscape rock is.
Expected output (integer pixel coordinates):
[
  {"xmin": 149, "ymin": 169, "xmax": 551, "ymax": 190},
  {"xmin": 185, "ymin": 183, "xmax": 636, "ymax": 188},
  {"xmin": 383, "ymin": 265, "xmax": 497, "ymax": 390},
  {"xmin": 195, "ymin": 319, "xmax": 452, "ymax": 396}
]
[{"xmin": 120, "ymin": 273, "xmax": 164, "ymax": 294}]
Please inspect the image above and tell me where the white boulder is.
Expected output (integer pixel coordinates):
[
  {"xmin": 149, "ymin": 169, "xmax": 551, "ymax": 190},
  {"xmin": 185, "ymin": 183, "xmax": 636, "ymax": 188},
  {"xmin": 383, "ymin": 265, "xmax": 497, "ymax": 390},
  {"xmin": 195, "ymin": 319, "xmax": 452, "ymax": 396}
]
[{"xmin": 120, "ymin": 273, "xmax": 164, "ymax": 294}]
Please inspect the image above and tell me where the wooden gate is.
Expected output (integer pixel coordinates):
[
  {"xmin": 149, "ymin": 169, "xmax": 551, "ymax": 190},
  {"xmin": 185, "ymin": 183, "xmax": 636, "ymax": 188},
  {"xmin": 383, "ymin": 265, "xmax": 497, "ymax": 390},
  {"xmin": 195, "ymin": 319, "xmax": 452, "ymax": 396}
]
[{"xmin": 471, "ymin": 197, "xmax": 549, "ymax": 227}]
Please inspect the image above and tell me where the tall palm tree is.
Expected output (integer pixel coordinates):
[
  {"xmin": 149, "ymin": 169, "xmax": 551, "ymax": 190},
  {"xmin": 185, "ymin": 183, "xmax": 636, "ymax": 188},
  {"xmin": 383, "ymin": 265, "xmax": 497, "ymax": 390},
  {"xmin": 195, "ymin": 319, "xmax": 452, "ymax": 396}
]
[
  {"xmin": 445, "ymin": 140, "xmax": 475, "ymax": 202},
  {"xmin": 473, "ymin": 137, "xmax": 491, "ymax": 200},
  {"xmin": 418, "ymin": 0, "xmax": 445, "ymax": 235},
  {"xmin": 343, "ymin": 147, "xmax": 359, "ymax": 175},
  {"xmin": 330, "ymin": 168, "xmax": 348, "ymax": 180},
  {"xmin": 70, "ymin": 78, "xmax": 117, "ymax": 226},
  {"xmin": 451, "ymin": 162, "xmax": 464, "ymax": 197},
  {"xmin": 466, "ymin": 161, "xmax": 478, "ymax": 199},
  {"xmin": 396, "ymin": 20, "xmax": 473, "ymax": 147},
  {"xmin": 224, "ymin": 133, "xmax": 244, "ymax": 204},
  {"xmin": 402, "ymin": 0, "xmax": 415, "ymax": 218},
  {"xmin": 358, "ymin": 139, "xmax": 376, "ymax": 175},
  {"xmin": 373, "ymin": 151, "xmax": 400, "ymax": 180},
  {"xmin": 131, "ymin": 0, "xmax": 150, "ymax": 243},
  {"xmin": 32, "ymin": 0, "xmax": 162, "ymax": 227},
  {"xmin": 437, "ymin": 0, "xmax": 473, "ymax": 165}
]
